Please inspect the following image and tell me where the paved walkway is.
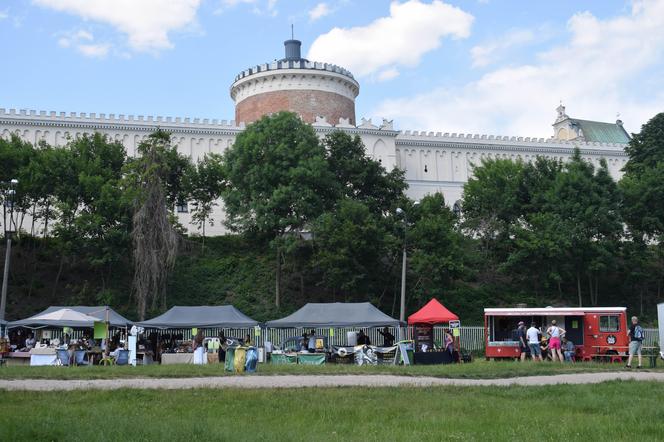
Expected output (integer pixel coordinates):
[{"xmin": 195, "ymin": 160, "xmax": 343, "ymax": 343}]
[{"xmin": 1, "ymin": 371, "xmax": 664, "ymax": 391}]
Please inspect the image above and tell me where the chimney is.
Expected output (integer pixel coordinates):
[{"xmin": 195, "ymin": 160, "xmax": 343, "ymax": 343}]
[{"xmin": 284, "ymin": 39, "xmax": 301, "ymax": 61}]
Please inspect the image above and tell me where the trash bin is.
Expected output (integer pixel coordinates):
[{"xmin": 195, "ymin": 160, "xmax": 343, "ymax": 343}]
[{"xmin": 224, "ymin": 347, "xmax": 236, "ymax": 372}]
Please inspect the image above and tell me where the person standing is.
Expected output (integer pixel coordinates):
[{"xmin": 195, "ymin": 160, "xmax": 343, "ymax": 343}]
[
  {"xmin": 527, "ymin": 323, "xmax": 543, "ymax": 361},
  {"xmin": 516, "ymin": 321, "xmax": 528, "ymax": 362},
  {"xmin": 546, "ymin": 320, "xmax": 566, "ymax": 363},
  {"xmin": 193, "ymin": 330, "xmax": 206, "ymax": 365},
  {"xmin": 626, "ymin": 316, "xmax": 644, "ymax": 369},
  {"xmin": 444, "ymin": 329, "xmax": 455, "ymax": 356},
  {"xmin": 378, "ymin": 327, "xmax": 395, "ymax": 347},
  {"xmin": 218, "ymin": 331, "xmax": 226, "ymax": 363}
]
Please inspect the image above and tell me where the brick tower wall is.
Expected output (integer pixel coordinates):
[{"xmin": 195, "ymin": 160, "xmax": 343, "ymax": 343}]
[{"xmin": 235, "ymin": 89, "xmax": 356, "ymax": 125}]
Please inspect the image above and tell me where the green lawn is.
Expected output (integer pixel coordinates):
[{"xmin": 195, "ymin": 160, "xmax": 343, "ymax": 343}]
[
  {"xmin": 1, "ymin": 381, "xmax": 662, "ymax": 441},
  {"xmin": 0, "ymin": 359, "xmax": 661, "ymax": 380}
]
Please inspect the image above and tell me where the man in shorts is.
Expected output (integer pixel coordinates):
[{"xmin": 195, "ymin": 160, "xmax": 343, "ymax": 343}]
[
  {"xmin": 626, "ymin": 316, "xmax": 644, "ymax": 369},
  {"xmin": 526, "ymin": 323, "xmax": 542, "ymax": 361},
  {"xmin": 517, "ymin": 321, "xmax": 529, "ymax": 362}
]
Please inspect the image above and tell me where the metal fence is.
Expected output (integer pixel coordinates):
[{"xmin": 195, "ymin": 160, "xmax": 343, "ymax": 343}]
[
  {"xmin": 15, "ymin": 325, "xmax": 660, "ymax": 354},
  {"xmin": 262, "ymin": 325, "xmax": 487, "ymax": 351},
  {"xmin": 643, "ymin": 328, "xmax": 659, "ymax": 347}
]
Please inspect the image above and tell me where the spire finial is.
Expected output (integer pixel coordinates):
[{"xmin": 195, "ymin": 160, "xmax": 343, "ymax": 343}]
[{"xmin": 291, "ymin": 24, "xmax": 294, "ymax": 40}]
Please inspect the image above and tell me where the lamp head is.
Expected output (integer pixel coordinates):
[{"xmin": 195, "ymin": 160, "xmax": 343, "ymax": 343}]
[{"xmin": 396, "ymin": 207, "xmax": 403, "ymax": 215}]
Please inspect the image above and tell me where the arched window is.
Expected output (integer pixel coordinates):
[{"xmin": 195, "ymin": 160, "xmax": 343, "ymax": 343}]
[{"xmin": 453, "ymin": 201, "xmax": 462, "ymax": 217}]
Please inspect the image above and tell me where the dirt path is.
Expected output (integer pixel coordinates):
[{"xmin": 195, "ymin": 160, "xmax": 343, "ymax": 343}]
[{"xmin": 1, "ymin": 371, "xmax": 664, "ymax": 391}]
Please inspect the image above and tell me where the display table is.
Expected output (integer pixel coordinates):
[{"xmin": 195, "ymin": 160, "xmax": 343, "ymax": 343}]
[
  {"xmin": 271, "ymin": 353, "xmax": 297, "ymax": 365},
  {"xmin": 30, "ymin": 348, "xmax": 57, "ymax": 366},
  {"xmin": 161, "ymin": 353, "xmax": 194, "ymax": 365},
  {"xmin": 413, "ymin": 351, "xmax": 454, "ymax": 365},
  {"xmin": 5, "ymin": 352, "xmax": 31, "ymax": 366},
  {"xmin": 297, "ymin": 353, "xmax": 326, "ymax": 365}
]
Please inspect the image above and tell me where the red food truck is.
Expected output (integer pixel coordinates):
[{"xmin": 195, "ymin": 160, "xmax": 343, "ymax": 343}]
[{"xmin": 484, "ymin": 307, "xmax": 629, "ymax": 361}]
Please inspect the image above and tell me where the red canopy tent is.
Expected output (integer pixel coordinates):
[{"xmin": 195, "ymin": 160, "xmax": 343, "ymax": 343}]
[{"xmin": 408, "ymin": 298, "xmax": 458, "ymax": 325}]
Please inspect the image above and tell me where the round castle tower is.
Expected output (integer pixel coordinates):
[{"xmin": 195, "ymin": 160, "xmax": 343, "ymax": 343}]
[{"xmin": 230, "ymin": 39, "xmax": 359, "ymax": 126}]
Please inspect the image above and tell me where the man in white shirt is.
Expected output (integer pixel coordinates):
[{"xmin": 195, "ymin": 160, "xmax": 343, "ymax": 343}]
[{"xmin": 526, "ymin": 323, "xmax": 543, "ymax": 361}]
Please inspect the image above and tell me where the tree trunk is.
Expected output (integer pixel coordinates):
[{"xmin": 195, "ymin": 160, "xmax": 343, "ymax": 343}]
[
  {"xmin": 587, "ymin": 274, "xmax": 594, "ymax": 306},
  {"xmin": 275, "ymin": 246, "xmax": 281, "ymax": 308},
  {"xmin": 576, "ymin": 272, "xmax": 582, "ymax": 307},
  {"xmin": 52, "ymin": 254, "xmax": 65, "ymax": 297},
  {"xmin": 43, "ymin": 201, "xmax": 50, "ymax": 237},
  {"xmin": 201, "ymin": 217, "xmax": 206, "ymax": 253}
]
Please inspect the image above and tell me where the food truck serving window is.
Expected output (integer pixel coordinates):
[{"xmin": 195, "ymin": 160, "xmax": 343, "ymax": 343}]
[{"xmin": 599, "ymin": 315, "xmax": 620, "ymax": 332}]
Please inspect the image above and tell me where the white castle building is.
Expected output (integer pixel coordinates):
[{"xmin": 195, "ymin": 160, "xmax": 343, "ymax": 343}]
[{"xmin": 0, "ymin": 39, "xmax": 631, "ymax": 235}]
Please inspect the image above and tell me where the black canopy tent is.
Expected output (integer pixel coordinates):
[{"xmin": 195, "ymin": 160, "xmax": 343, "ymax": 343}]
[
  {"xmin": 265, "ymin": 302, "xmax": 400, "ymax": 328},
  {"xmin": 8, "ymin": 305, "xmax": 132, "ymax": 329},
  {"xmin": 135, "ymin": 305, "xmax": 258, "ymax": 329}
]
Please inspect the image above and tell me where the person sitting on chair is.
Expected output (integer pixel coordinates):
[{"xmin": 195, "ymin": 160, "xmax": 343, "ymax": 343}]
[
  {"xmin": 24, "ymin": 333, "xmax": 36, "ymax": 351},
  {"xmin": 111, "ymin": 343, "xmax": 125, "ymax": 360},
  {"xmin": 562, "ymin": 337, "xmax": 575, "ymax": 362}
]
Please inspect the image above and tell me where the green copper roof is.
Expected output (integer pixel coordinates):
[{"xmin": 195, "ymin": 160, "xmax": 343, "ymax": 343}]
[{"xmin": 570, "ymin": 119, "xmax": 630, "ymax": 144}]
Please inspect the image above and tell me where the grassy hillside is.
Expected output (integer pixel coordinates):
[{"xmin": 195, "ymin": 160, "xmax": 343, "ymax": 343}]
[{"xmin": 1, "ymin": 234, "xmax": 657, "ymax": 324}]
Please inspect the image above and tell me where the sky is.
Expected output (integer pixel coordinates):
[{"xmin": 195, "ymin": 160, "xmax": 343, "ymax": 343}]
[{"xmin": 1, "ymin": 0, "xmax": 663, "ymax": 138}]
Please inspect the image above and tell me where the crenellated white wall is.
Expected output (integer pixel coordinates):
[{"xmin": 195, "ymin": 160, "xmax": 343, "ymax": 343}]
[{"xmin": 0, "ymin": 108, "xmax": 629, "ymax": 236}]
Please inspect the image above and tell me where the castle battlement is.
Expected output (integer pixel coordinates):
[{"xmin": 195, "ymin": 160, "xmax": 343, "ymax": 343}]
[
  {"xmin": 0, "ymin": 108, "xmax": 242, "ymax": 129},
  {"xmin": 233, "ymin": 59, "xmax": 355, "ymax": 83},
  {"xmin": 398, "ymin": 129, "xmax": 627, "ymax": 150}
]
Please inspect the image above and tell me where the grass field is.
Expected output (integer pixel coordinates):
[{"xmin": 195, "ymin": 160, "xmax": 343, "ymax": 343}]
[
  {"xmin": 1, "ymin": 359, "xmax": 660, "ymax": 380},
  {"xmin": 1, "ymin": 381, "xmax": 663, "ymax": 441}
]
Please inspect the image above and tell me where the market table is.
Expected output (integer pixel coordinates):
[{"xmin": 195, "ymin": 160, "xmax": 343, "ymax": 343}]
[
  {"xmin": 271, "ymin": 353, "xmax": 297, "ymax": 365},
  {"xmin": 297, "ymin": 353, "xmax": 326, "ymax": 365},
  {"xmin": 5, "ymin": 352, "xmax": 31, "ymax": 366},
  {"xmin": 413, "ymin": 351, "xmax": 454, "ymax": 365},
  {"xmin": 29, "ymin": 347, "xmax": 57, "ymax": 366},
  {"xmin": 161, "ymin": 353, "xmax": 194, "ymax": 365}
]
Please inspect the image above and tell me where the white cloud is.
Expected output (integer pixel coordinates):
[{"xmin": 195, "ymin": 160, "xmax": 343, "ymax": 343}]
[
  {"xmin": 377, "ymin": 67, "xmax": 400, "ymax": 81},
  {"xmin": 309, "ymin": 3, "xmax": 331, "ymax": 21},
  {"xmin": 0, "ymin": 9, "xmax": 8, "ymax": 20},
  {"xmin": 77, "ymin": 43, "xmax": 110, "ymax": 58},
  {"xmin": 215, "ymin": 0, "xmax": 277, "ymax": 16},
  {"xmin": 470, "ymin": 29, "xmax": 535, "ymax": 68},
  {"xmin": 56, "ymin": 29, "xmax": 109, "ymax": 57},
  {"xmin": 308, "ymin": 0, "xmax": 474, "ymax": 79},
  {"xmin": 33, "ymin": 0, "xmax": 201, "ymax": 52},
  {"xmin": 374, "ymin": 0, "xmax": 664, "ymax": 137}
]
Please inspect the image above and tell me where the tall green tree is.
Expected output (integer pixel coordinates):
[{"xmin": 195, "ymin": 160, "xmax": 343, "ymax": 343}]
[
  {"xmin": 186, "ymin": 153, "xmax": 225, "ymax": 248},
  {"xmin": 310, "ymin": 198, "xmax": 392, "ymax": 300},
  {"xmin": 125, "ymin": 130, "xmax": 188, "ymax": 319},
  {"xmin": 621, "ymin": 112, "xmax": 664, "ymax": 241},
  {"xmin": 462, "ymin": 158, "xmax": 525, "ymax": 260},
  {"xmin": 323, "ymin": 131, "xmax": 407, "ymax": 215},
  {"xmin": 408, "ymin": 193, "xmax": 469, "ymax": 307},
  {"xmin": 221, "ymin": 112, "xmax": 337, "ymax": 307}
]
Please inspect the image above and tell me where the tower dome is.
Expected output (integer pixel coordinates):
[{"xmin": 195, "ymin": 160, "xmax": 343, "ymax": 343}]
[{"xmin": 230, "ymin": 40, "xmax": 359, "ymax": 125}]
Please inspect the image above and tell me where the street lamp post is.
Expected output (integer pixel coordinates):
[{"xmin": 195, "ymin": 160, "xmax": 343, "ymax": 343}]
[
  {"xmin": 396, "ymin": 202, "xmax": 418, "ymax": 336},
  {"xmin": 396, "ymin": 208, "xmax": 407, "ymax": 324},
  {"xmin": 0, "ymin": 179, "xmax": 19, "ymax": 328}
]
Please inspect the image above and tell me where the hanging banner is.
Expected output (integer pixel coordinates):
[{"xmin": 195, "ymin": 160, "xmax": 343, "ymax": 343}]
[
  {"xmin": 93, "ymin": 321, "xmax": 108, "ymax": 339},
  {"xmin": 329, "ymin": 328, "xmax": 334, "ymax": 337},
  {"xmin": 452, "ymin": 328, "xmax": 460, "ymax": 337},
  {"xmin": 254, "ymin": 325, "xmax": 261, "ymax": 337}
]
